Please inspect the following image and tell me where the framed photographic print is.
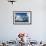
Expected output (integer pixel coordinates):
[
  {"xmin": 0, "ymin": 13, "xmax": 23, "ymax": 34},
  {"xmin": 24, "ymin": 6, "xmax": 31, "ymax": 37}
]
[{"xmin": 13, "ymin": 11, "xmax": 32, "ymax": 25}]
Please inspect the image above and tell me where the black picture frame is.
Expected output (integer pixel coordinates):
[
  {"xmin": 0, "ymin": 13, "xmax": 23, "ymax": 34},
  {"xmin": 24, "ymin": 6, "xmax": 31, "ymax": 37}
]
[{"xmin": 13, "ymin": 11, "xmax": 32, "ymax": 25}]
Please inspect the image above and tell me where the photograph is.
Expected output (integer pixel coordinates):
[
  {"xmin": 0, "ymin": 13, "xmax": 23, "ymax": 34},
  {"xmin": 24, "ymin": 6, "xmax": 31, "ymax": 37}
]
[
  {"xmin": 13, "ymin": 11, "xmax": 32, "ymax": 25},
  {"xmin": 0, "ymin": 0, "xmax": 46, "ymax": 46}
]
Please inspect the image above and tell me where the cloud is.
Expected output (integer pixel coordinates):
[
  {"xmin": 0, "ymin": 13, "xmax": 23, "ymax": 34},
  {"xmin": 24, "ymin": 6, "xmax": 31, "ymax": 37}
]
[{"xmin": 16, "ymin": 15, "xmax": 23, "ymax": 21}]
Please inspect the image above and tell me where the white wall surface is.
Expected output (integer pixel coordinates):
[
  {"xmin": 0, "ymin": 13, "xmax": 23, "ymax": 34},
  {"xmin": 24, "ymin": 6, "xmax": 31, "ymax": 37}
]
[{"xmin": 0, "ymin": 0, "xmax": 46, "ymax": 42}]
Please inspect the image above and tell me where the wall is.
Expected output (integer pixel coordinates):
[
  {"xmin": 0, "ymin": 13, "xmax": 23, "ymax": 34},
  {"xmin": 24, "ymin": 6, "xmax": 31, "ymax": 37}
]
[{"xmin": 0, "ymin": 0, "xmax": 46, "ymax": 42}]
